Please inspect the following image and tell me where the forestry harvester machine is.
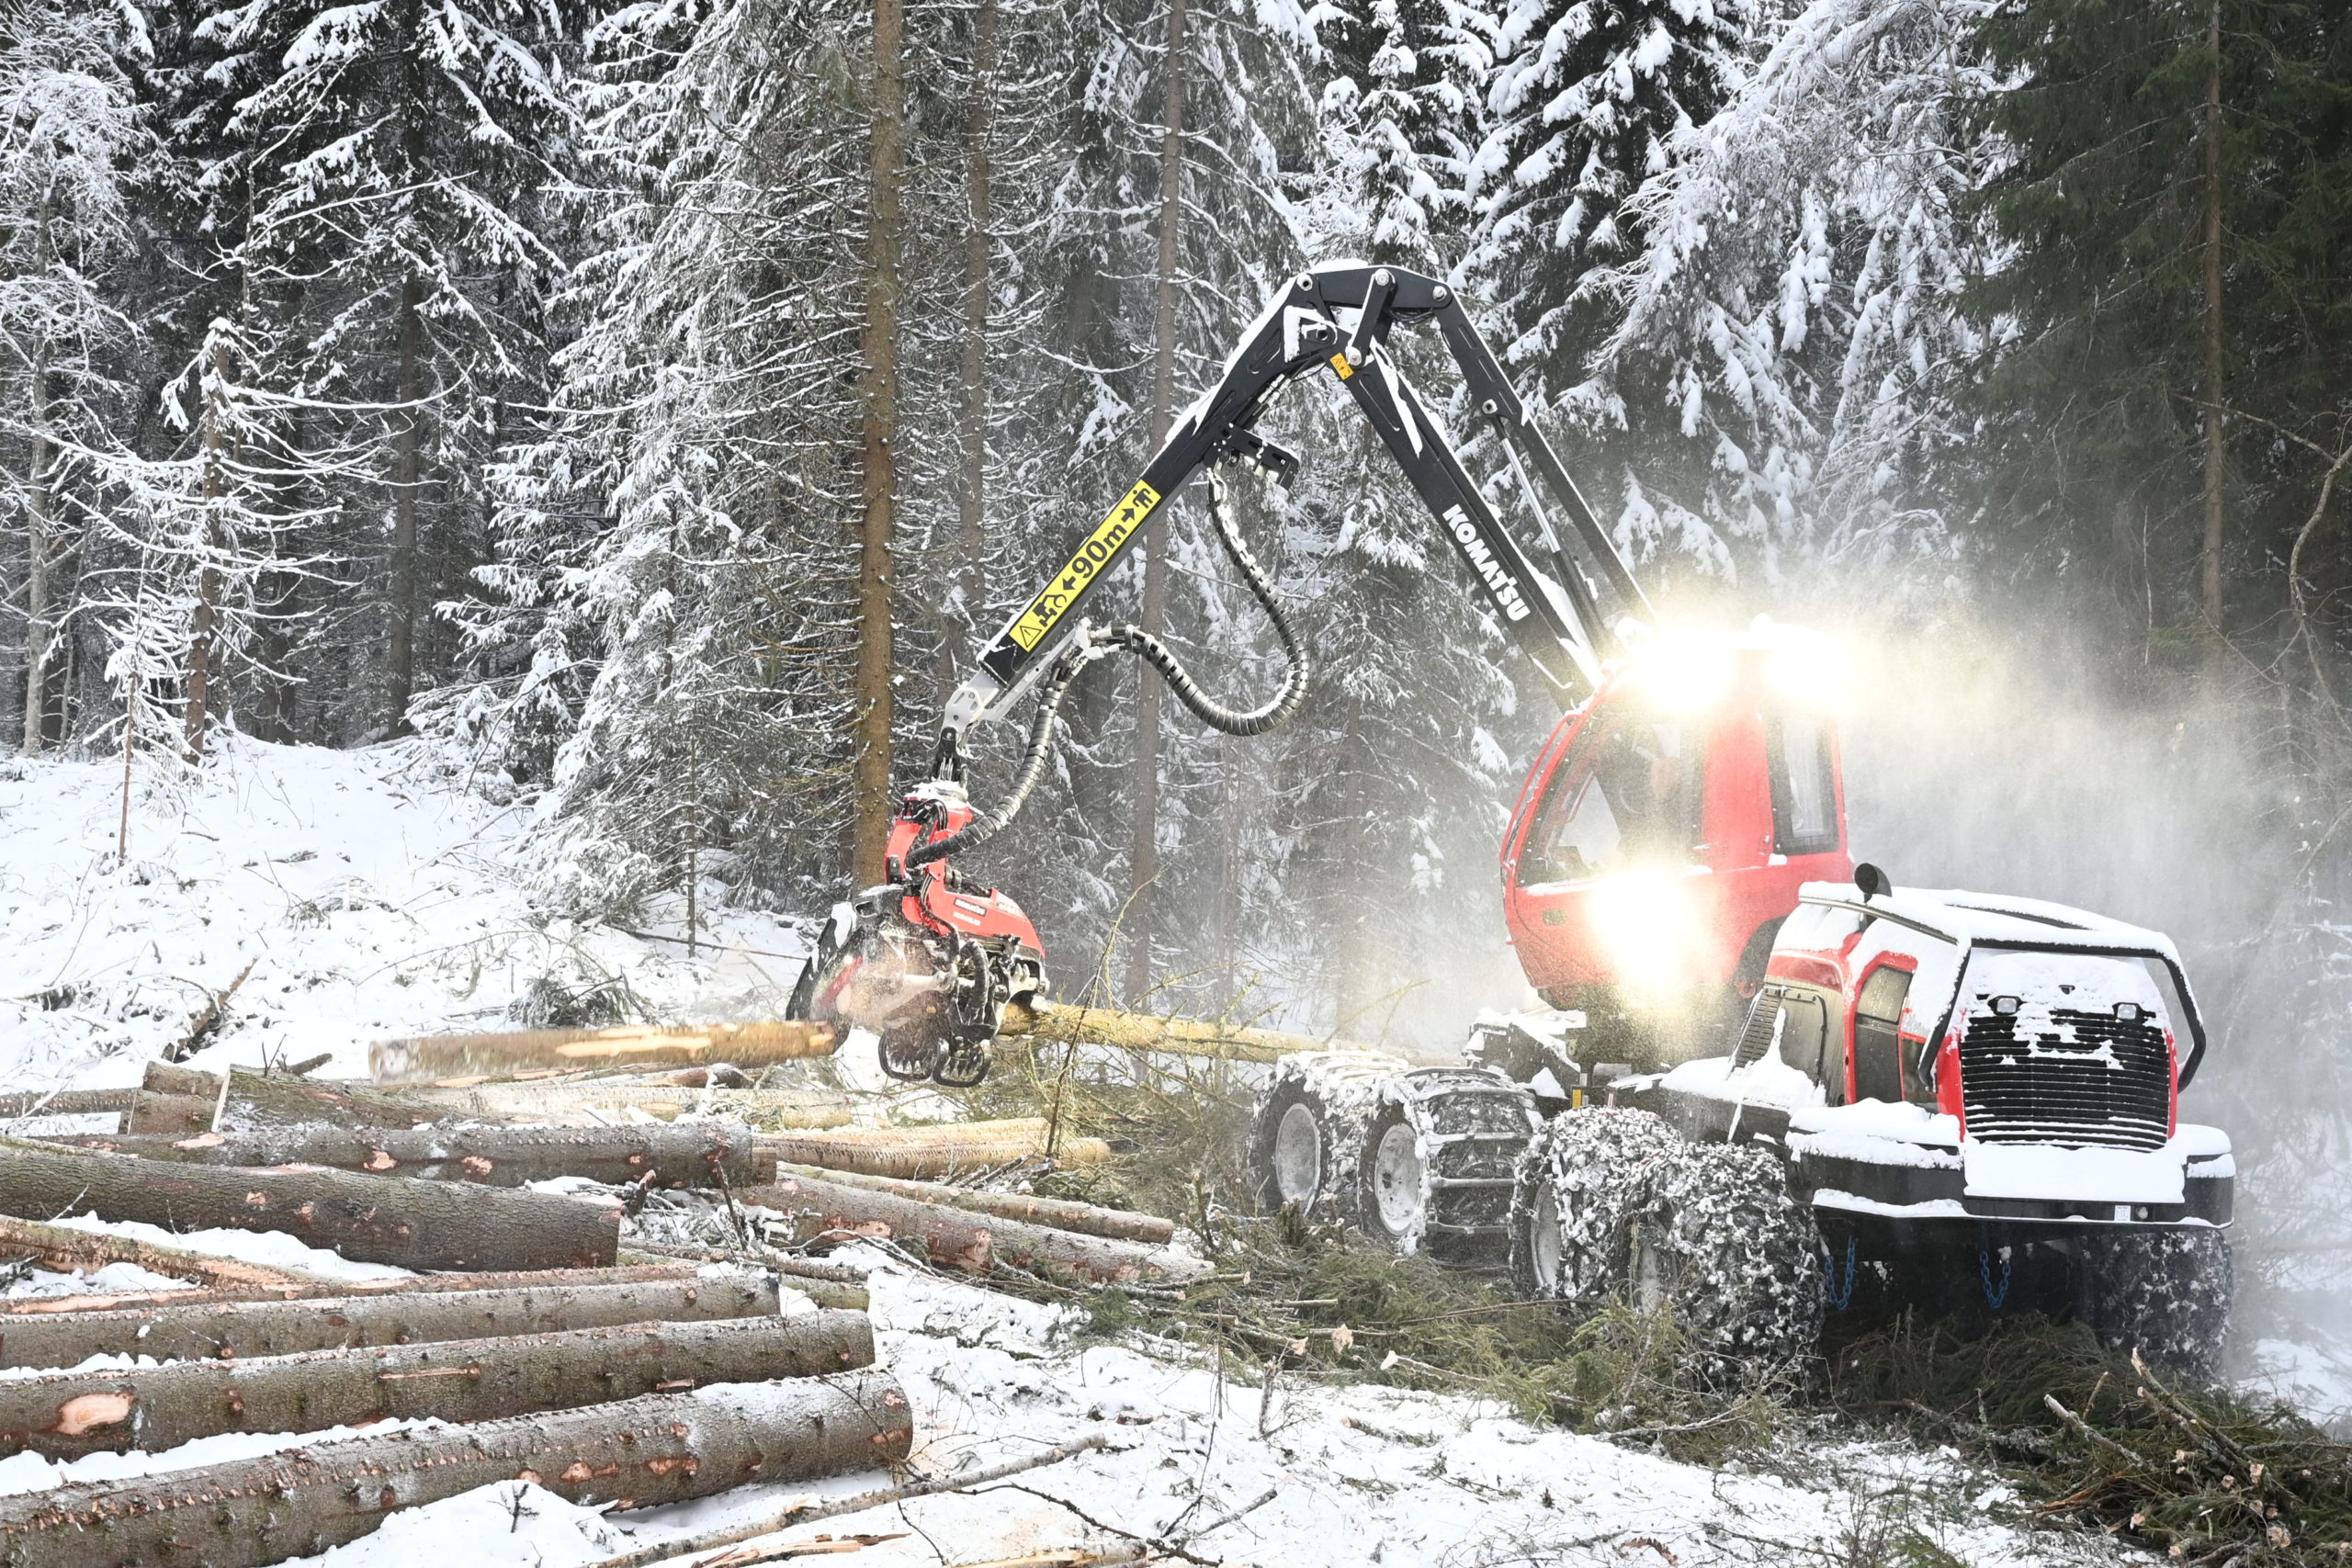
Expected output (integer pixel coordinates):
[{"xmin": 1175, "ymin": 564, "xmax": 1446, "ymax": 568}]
[{"xmin": 790, "ymin": 261, "xmax": 2234, "ymax": 1371}]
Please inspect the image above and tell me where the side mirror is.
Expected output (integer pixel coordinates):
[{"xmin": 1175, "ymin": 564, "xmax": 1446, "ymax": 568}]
[{"xmin": 1855, "ymin": 863, "xmax": 1893, "ymax": 900}]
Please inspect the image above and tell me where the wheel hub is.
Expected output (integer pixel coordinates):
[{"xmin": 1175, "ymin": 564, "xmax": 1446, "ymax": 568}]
[
  {"xmin": 1272, "ymin": 1103, "xmax": 1324, "ymax": 1205},
  {"xmin": 1370, "ymin": 1121, "xmax": 1428, "ymax": 1237}
]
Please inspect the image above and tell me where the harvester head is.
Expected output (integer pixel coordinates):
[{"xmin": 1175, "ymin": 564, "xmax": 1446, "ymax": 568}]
[{"xmin": 786, "ymin": 783, "xmax": 1046, "ymax": 1087}]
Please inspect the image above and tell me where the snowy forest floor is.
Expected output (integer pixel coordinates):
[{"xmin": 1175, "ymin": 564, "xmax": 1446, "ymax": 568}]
[{"xmin": 0, "ymin": 736, "xmax": 2341, "ymax": 1565}]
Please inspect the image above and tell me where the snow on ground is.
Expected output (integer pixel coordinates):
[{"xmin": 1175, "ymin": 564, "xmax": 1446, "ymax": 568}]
[
  {"xmin": 0, "ymin": 739, "xmax": 2291, "ymax": 1562},
  {"xmin": 0, "ymin": 734, "xmax": 809, "ymax": 1089}
]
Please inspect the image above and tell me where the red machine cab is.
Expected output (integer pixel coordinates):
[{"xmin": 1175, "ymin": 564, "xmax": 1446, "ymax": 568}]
[{"xmin": 1500, "ymin": 629, "xmax": 1853, "ymax": 1054}]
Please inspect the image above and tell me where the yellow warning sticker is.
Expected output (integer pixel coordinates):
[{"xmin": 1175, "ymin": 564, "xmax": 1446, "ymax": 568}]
[
  {"xmin": 1008, "ymin": 479, "xmax": 1164, "ymax": 651},
  {"xmin": 1329, "ymin": 352, "xmax": 1354, "ymax": 380}
]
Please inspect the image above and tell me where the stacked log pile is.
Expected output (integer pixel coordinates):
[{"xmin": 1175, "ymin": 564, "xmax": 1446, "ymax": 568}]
[{"xmin": 0, "ymin": 1031, "xmax": 1194, "ymax": 1565}]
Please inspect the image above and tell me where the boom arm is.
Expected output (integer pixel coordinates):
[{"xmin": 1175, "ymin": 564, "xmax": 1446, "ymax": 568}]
[{"xmin": 935, "ymin": 262, "xmax": 1654, "ymax": 773}]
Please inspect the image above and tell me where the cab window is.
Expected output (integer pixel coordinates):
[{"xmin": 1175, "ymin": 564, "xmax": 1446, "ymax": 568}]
[
  {"xmin": 1519, "ymin": 716, "xmax": 1703, "ymax": 886},
  {"xmin": 1851, "ymin": 965, "xmax": 1913, "ymax": 1103},
  {"xmin": 1766, "ymin": 714, "xmax": 1839, "ymax": 856}
]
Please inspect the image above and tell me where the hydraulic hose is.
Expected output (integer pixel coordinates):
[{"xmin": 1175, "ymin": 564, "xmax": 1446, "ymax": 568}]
[
  {"xmin": 1109, "ymin": 467, "xmax": 1312, "ymax": 738},
  {"xmin": 905, "ymin": 465, "xmax": 1310, "ymax": 873}
]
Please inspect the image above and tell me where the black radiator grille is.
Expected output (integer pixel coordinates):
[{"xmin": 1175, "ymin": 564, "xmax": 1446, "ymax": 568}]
[{"xmin": 1959, "ymin": 1008, "xmax": 2171, "ymax": 1150}]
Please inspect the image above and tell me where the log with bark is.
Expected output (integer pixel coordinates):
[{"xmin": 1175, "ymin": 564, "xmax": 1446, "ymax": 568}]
[
  {"xmin": 744, "ymin": 1171, "xmax": 1197, "ymax": 1285},
  {"xmin": 769, "ymin": 1163, "xmax": 1172, "ymax": 1245},
  {"xmin": 392, "ymin": 1079, "xmax": 855, "ymax": 1128},
  {"xmin": 0, "ymin": 1089, "xmax": 137, "ymax": 1123},
  {"xmin": 0, "ymin": 1260, "xmax": 707, "ymax": 1317},
  {"xmin": 0, "ymin": 1271, "xmax": 784, "ymax": 1370},
  {"xmin": 370, "ymin": 1021, "xmax": 840, "ymax": 1083},
  {"xmin": 142, "ymin": 1061, "xmax": 468, "ymax": 1132},
  {"xmin": 1000, "ymin": 998, "xmax": 1369, "ymax": 1063},
  {"xmin": 0, "ymin": 1309, "xmax": 874, "ymax": 1459},
  {"xmin": 0, "ymin": 1212, "xmax": 332, "ymax": 1292},
  {"xmin": 0, "ymin": 1367, "xmax": 913, "ymax": 1568},
  {"xmin": 61, "ymin": 1120, "xmax": 758, "ymax": 1189},
  {"xmin": 123, "ymin": 1091, "xmax": 216, "ymax": 1136},
  {"xmin": 0, "ymin": 1136, "xmax": 619, "ymax": 1271},
  {"xmin": 759, "ymin": 1117, "xmax": 1112, "ymax": 1181}
]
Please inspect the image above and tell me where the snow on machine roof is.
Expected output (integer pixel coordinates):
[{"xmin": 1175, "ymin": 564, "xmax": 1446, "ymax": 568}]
[{"xmin": 1795, "ymin": 882, "xmax": 2184, "ymax": 963}]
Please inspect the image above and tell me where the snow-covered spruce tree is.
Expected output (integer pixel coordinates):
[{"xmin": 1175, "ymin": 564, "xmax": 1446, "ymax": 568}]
[
  {"xmin": 1308, "ymin": 0, "xmax": 1486, "ymax": 272},
  {"xmin": 182, "ymin": 0, "xmax": 578, "ymax": 741},
  {"xmin": 1569, "ymin": 0, "xmax": 2004, "ymax": 589},
  {"xmin": 1467, "ymin": 0, "xmax": 1751, "ymax": 387},
  {"xmin": 0, "ymin": 0, "xmax": 149, "ymax": 753},
  {"xmin": 447, "ymin": 0, "xmax": 876, "ymax": 919}
]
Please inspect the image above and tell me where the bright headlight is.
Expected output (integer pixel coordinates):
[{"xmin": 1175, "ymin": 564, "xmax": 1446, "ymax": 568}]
[
  {"xmin": 1590, "ymin": 871, "xmax": 1694, "ymax": 988},
  {"xmin": 1629, "ymin": 631, "xmax": 1736, "ymax": 711}
]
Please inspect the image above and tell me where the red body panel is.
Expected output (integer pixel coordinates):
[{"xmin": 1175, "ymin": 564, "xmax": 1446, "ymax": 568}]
[
  {"xmin": 1499, "ymin": 646, "xmax": 1852, "ymax": 999},
  {"xmin": 886, "ymin": 796, "xmax": 1046, "ymax": 956}
]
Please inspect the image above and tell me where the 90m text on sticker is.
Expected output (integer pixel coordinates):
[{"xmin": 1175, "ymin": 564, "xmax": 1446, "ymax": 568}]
[{"xmin": 1008, "ymin": 479, "xmax": 1163, "ymax": 651}]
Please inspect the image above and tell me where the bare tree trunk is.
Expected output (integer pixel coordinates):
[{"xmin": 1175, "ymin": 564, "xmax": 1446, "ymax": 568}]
[
  {"xmin": 852, "ymin": 0, "xmax": 907, "ymax": 886},
  {"xmin": 756, "ymin": 1115, "xmax": 1112, "ymax": 1179},
  {"xmin": 73, "ymin": 1120, "xmax": 758, "ymax": 1190},
  {"xmin": 2199, "ymin": 0, "xmax": 2226, "ymax": 641},
  {"xmin": 19, "ymin": 196, "xmax": 53, "ymax": 756},
  {"xmin": 1125, "ymin": 0, "xmax": 1188, "ymax": 1003},
  {"xmin": 0, "ymin": 1367, "xmax": 913, "ymax": 1568},
  {"xmin": 387, "ymin": 274, "xmax": 424, "ymax": 733},
  {"xmin": 0, "ymin": 1310, "xmax": 873, "ymax": 1460},
  {"xmin": 0, "ymin": 1137, "xmax": 620, "ymax": 1271},
  {"xmin": 0, "ymin": 1261, "xmax": 705, "ymax": 1320},
  {"xmin": 949, "ymin": 0, "xmax": 1001, "ymax": 694},
  {"xmin": 184, "ymin": 338, "xmax": 230, "ymax": 759},
  {"xmin": 0, "ymin": 1273, "xmax": 783, "ymax": 1370}
]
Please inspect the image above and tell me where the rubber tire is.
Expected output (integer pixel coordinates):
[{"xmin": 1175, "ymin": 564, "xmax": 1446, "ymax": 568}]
[
  {"xmin": 2087, "ymin": 1228, "xmax": 2233, "ymax": 1381},
  {"xmin": 1508, "ymin": 1108, "xmax": 1679, "ymax": 1305},
  {"xmin": 1245, "ymin": 1053, "xmax": 1399, "ymax": 1225},
  {"xmin": 1645, "ymin": 1141, "xmax": 1825, "ymax": 1380}
]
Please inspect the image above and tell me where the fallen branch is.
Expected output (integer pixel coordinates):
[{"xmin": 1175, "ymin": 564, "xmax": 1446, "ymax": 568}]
[
  {"xmin": 0, "ymin": 1136, "xmax": 619, "ymax": 1272},
  {"xmin": 0, "ymin": 1367, "xmax": 914, "ymax": 1568},
  {"xmin": 66, "ymin": 1120, "xmax": 758, "ymax": 1190},
  {"xmin": 745, "ymin": 1172, "xmax": 1197, "ymax": 1285},
  {"xmin": 371, "ymin": 1021, "xmax": 840, "ymax": 1083},
  {"xmin": 0, "ymin": 1309, "xmax": 875, "ymax": 1459},
  {"xmin": 770, "ymin": 1163, "xmax": 1172, "ymax": 1245},
  {"xmin": 580, "ymin": 1433, "xmax": 1118, "ymax": 1568},
  {"xmin": 162, "ymin": 957, "xmax": 256, "ymax": 1063},
  {"xmin": 0, "ymin": 1271, "xmax": 783, "ymax": 1370}
]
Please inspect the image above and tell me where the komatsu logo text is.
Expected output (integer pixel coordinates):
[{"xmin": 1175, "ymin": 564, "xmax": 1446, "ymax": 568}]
[
  {"xmin": 1010, "ymin": 480, "xmax": 1163, "ymax": 651},
  {"xmin": 1443, "ymin": 505, "xmax": 1532, "ymax": 623}
]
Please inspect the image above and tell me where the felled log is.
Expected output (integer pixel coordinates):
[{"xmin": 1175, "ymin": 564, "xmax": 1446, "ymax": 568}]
[
  {"xmin": 0, "ymin": 1260, "xmax": 705, "ymax": 1317},
  {"xmin": 759, "ymin": 1117, "xmax": 1112, "ymax": 1181},
  {"xmin": 0, "ymin": 1272, "xmax": 782, "ymax": 1370},
  {"xmin": 370, "ymin": 1021, "xmax": 840, "ymax": 1083},
  {"xmin": 0, "ymin": 1213, "xmax": 330, "ymax": 1292},
  {"xmin": 0, "ymin": 1366, "xmax": 912, "ymax": 1568},
  {"xmin": 770, "ymin": 1162, "xmax": 1173, "ymax": 1245},
  {"xmin": 124, "ymin": 1091, "xmax": 216, "ymax": 1135},
  {"xmin": 0, "ymin": 1089, "xmax": 137, "ymax": 1122},
  {"xmin": 143, "ymin": 1062, "xmax": 456, "ymax": 1132},
  {"xmin": 0, "ymin": 1310, "xmax": 873, "ymax": 1460},
  {"xmin": 999, "ymin": 998, "xmax": 1349, "ymax": 1063},
  {"xmin": 61, "ymin": 1120, "xmax": 758, "ymax": 1190},
  {"xmin": 0, "ymin": 1136, "xmax": 618, "ymax": 1272},
  {"xmin": 745, "ymin": 1171, "xmax": 1196, "ymax": 1285},
  {"xmin": 392, "ymin": 1079, "xmax": 856, "ymax": 1128}
]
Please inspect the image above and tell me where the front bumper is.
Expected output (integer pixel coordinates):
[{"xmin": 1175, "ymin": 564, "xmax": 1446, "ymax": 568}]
[{"xmin": 1788, "ymin": 1122, "xmax": 2233, "ymax": 1229}]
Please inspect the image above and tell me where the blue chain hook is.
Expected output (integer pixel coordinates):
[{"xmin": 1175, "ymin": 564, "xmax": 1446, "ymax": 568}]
[
  {"xmin": 1822, "ymin": 1235, "xmax": 1859, "ymax": 1311},
  {"xmin": 1979, "ymin": 1247, "xmax": 2013, "ymax": 1311}
]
